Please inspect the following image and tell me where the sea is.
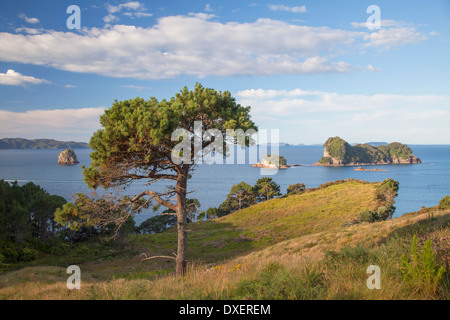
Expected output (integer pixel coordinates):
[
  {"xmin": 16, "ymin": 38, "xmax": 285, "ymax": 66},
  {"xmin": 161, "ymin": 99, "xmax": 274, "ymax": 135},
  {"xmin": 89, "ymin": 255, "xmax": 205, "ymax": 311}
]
[{"xmin": 0, "ymin": 145, "xmax": 449, "ymax": 225}]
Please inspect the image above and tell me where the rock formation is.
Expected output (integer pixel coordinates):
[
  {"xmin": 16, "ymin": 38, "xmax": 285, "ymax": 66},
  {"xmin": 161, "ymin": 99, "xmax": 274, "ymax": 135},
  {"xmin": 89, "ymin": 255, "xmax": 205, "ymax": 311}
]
[
  {"xmin": 252, "ymin": 154, "xmax": 300, "ymax": 169},
  {"xmin": 316, "ymin": 137, "xmax": 421, "ymax": 167},
  {"xmin": 58, "ymin": 148, "xmax": 79, "ymax": 165}
]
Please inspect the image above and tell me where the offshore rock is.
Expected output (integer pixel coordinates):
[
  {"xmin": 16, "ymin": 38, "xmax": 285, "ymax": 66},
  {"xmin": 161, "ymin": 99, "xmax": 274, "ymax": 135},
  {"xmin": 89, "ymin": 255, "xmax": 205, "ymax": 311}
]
[{"xmin": 58, "ymin": 148, "xmax": 79, "ymax": 165}]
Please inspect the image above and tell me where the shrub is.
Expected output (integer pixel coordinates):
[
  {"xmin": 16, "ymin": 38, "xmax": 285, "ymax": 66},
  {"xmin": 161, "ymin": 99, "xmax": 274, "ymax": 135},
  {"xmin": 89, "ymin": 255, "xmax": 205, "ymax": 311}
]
[
  {"xmin": 401, "ymin": 235, "xmax": 446, "ymax": 295},
  {"xmin": 287, "ymin": 183, "xmax": 306, "ymax": 196},
  {"xmin": 438, "ymin": 195, "xmax": 450, "ymax": 210},
  {"xmin": 20, "ymin": 247, "xmax": 39, "ymax": 262},
  {"xmin": 0, "ymin": 241, "xmax": 20, "ymax": 263},
  {"xmin": 358, "ymin": 210, "xmax": 380, "ymax": 223},
  {"xmin": 0, "ymin": 253, "xmax": 8, "ymax": 271}
]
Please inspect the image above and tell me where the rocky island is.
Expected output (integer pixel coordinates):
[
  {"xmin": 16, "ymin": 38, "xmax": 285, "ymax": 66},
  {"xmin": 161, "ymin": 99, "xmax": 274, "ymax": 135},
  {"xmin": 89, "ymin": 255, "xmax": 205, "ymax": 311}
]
[
  {"xmin": 58, "ymin": 148, "xmax": 79, "ymax": 165},
  {"xmin": 315, "ymin": 137, "xmax": 421, "ymax": 167},
  {"xmin": 252, "ymin": 154, "xmax": 300, "ymax": 169}
]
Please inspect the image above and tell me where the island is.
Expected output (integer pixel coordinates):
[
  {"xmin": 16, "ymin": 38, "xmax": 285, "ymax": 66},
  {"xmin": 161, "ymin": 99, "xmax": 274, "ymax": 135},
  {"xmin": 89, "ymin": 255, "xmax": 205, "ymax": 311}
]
[
  {"xmin": 0, "ymin": 138, "xmax": 89, "ymax": 150},
  {"xmin": 58, "ymin": 148, "xmax": 80, "ymax": 165},
  {"xmin": 252, "ymin": 154, "xmax": 300, "ymax": 169},
  {"xmin": 315, "ymin": 137, "xmax": 421, "ymax": 167}
]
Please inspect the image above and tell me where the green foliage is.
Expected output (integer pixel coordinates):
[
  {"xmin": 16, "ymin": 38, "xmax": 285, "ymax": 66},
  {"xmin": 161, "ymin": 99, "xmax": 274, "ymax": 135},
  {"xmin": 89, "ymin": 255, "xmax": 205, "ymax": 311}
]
[
  {"xmin": 138, "ymin": 215, "xmax": 177, "ymax": 234},
  {"xmin": 262, "ymin": 154, "xmax": 287, "ymax": 166},
  {"xmin": 231, "ymin": 262, "xmax": 325, "ymax": 299},
  {"xmin": 0, "ymin": 179, "xmax": 67, "ymax": 264},
  {"xmin": 326, "ymin": 244, "xmax": 374, "ymax": 265},
  {"xmin": 379, "ymin": 142, "xmax": 415, "ymax": 160},
  {"xmin": 358, "ymin": 210, "xmax": 381, "ymax": 223},
  {"xmin": 401, "ymin": 235, "xmax": 446, "ymax": 294},
  {"xmin": 438, "ymin": 195, "xmax": 450, "ymax": 210},
  {"xmin": 83, "ymin": 83, "xmax": 257, "ymax": 190},
  {"xmin": 20, "ymin": 247, "xmax": 39, "ymax": 262},
  {"xmin": 323, "ymin": 137, "xmax": 350, "ymax": 160},
  {"xmin": 227, "ymin": 182, "xmax": 257, "ymax": 211},
  {"xmin": 318, "ymin": 157, "xmax": 332, "ymax": 165},
  {"xmin": 286, "ymin": 183, "xmax": 306, "ymax": 196},
  {"xmin": 206, "ymin": 207, "xmax": 220, "ymax": 219},
  {"xmin": 253, "ymin": 177, "xmax": 281, "ymax": 202},
  {"xmin": 186, "ymin": 198, "xmax": 201, "ymax": 222}
]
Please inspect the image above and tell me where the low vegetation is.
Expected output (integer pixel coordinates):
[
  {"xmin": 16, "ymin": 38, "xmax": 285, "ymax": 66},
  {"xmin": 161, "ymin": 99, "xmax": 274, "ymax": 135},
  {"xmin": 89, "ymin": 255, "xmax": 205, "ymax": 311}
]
[{"xmin": 0, "ymin": 180, "xmax": 448, "ymax": 300}]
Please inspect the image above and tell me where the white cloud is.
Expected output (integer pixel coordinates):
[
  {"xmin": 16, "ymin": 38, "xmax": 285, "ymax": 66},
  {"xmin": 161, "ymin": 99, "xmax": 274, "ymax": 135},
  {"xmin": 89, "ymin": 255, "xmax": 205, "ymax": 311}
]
[
  {"xmin": 363, "ymin": 27, "xmax": 427, "ymax": 48},
  {"xmin": 15, "ymin": 27, "xmax": 43, "ymax": 35},
  {"xmin": 0, "ymin": 108, "xmax": 105, "ymax": 141},
  {"xmin": 103, "ymin": 13, "xmax": 119, "ymax": 24},
  {"xmin": 235, "ymin": 88, "xmax": 450, "ymax": 144},
  {"xmin": 104, "ymin": 1, "xmax": 152, "ymax": 23},
  {"xmin": 349, "ymin": 19, "xmax": 426, "ymax": 48},
  {"xmin": 123, "ymin": 11, "xmax": 153, "ymax": 18},
  {"xmin": 269, "ymin": 4, "xmax": 306, "ymax": 13},
  {"xmin": 366, "ymin": 64, "xmax": 381, "ymax": 72},
  {"xmin": 64, "ymin": 84, "xmax": 76, "ymax": 88},
  {"xmin": 351, "ymin": 19, "xmax": 408, "ymax": 29},
  {"xmin": 107, "ymin": 1, "xmax": 144, "ymax": 14},
  {"xmin": 18, "ymin": 14, "xmax": 39, "ymax": 24},
  {"xmin": 0, "ymin": 14, "xmax": 427, "ymax": 79},
  {"xmin": 122, "ymin": 84, "xmax": 151, "ymax": 90},
  {"xmin": 0, "ymin": 69, "xmax": 49, "ymax": 86},
  {"xmin": 205, "ymin": 4, "xmax": 214, "ymax": 12}
]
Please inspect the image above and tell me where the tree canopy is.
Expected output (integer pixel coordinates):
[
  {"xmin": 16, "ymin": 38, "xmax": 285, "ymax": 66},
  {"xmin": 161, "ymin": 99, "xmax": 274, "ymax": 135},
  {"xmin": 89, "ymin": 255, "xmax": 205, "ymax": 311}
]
[{"xmin": 60, "ymin": 83, "xmax": 257, "ymax": 276}]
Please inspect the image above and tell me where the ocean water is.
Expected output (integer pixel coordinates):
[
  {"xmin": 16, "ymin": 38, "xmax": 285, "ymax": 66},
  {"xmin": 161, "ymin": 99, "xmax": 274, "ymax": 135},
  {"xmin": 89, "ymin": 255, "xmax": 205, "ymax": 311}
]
[{"xmin": 0, "ymin": 145, "xmax": 449, "ymax": 225}]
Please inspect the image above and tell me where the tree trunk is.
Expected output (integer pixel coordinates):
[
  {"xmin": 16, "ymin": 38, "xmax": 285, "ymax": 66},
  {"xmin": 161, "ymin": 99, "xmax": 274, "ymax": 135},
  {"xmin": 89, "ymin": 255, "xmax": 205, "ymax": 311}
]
[{"xmin": 176, "ymin": 170, "xmax": 189, "ymax": 276}]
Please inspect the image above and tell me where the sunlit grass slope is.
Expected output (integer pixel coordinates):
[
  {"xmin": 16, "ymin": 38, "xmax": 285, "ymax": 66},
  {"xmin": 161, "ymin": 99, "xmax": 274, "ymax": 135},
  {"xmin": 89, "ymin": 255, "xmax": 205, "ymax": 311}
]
[{"xmin": 1, "ymin": 179, "xmax": 448, "ymax": 300}]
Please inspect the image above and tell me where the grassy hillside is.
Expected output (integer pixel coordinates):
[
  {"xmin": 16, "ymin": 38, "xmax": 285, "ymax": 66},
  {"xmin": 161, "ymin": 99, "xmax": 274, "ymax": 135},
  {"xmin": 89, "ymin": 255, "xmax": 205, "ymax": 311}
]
[{"xmin": 0, "ymin": 179, "xmax": 448, "ymax": 300}]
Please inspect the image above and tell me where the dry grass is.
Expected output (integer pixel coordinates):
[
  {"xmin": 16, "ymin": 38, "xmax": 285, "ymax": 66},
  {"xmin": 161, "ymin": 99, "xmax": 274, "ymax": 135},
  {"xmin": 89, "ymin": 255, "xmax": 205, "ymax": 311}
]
[{"xmin": 0, "ymin": 180, "xmax": 448, "ymax": 300}]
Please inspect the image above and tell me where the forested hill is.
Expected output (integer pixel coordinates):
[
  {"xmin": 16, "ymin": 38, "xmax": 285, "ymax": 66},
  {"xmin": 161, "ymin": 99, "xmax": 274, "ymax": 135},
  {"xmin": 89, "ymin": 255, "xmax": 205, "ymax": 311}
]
[{"xmin": 0, "ymin": 138, "xmax": 89, "ymax": 149}]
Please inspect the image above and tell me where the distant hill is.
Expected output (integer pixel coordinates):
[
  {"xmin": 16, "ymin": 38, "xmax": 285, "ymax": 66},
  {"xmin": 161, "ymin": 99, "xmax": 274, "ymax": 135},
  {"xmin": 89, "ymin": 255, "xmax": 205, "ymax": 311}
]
[
  {"xmin": 316, "ymin": 136, "xmax": 421, "ymax": 166},
  {"xmin": 0, "ymin": 138, "xmax": 89, "ymax": 150}
]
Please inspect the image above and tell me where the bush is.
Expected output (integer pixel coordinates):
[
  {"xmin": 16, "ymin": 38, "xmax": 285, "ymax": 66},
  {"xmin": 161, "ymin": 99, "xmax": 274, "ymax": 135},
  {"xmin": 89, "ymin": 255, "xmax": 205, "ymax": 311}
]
[
  {"xmin": 50, "ymin": 242, "xmax": 71, "ymax": 255},
  {"xmin": 287, "ymin": 183, "xmax": 306, "ymax": 196},
  {"xmin": 139, "ymin": 215, "xmax": 177, "ymax": 234},
  {"xmin": 438, "ymin": 195, "xmax": 450, "ymax": 210},
  {"xmin": 0, "ymin": 253, "xmax": 8, "ymax": 271},
  {"xmin": 20, "ymin": 247, "xmax": 39, "ymax": 262},
  {"xmin": 0, "ymin": 241, "xmax": 20, "ymax": 263},
  {"xmin": 401, "ymin": 235, "xmax": 446, "ymax": 295},
  {"xmin": 358, "ymin": 210, "xmax": 380, "ymax": 223}
]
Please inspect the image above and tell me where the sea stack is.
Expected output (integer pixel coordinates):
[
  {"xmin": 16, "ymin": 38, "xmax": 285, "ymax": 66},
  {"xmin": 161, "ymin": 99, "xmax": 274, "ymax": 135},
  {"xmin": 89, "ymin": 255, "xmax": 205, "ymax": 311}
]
[{"xmin": 58, "ymin": 148, "xmax": 79, "ymax": 165}]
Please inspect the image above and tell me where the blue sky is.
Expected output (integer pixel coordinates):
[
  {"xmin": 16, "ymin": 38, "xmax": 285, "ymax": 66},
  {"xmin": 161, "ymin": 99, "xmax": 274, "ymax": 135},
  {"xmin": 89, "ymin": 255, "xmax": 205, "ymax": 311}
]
[{"xmin": 0, "ymin": 0, "xmax": 449, "ymax": 144}]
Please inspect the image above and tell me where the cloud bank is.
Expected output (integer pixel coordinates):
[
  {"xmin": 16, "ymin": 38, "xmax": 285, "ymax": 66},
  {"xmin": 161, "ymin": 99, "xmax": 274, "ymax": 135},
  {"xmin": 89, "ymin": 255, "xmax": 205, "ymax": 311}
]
[
  {"xmin": 0, "ymin": 108, "xmax": 105, "ymax": 141},
  {"xmin": 0, "ymin": 15, "xmax": 427, "ymax": 79},
  {"xmin": 236, "ymin": 89, "xmax": 450, "ymax": 144}
]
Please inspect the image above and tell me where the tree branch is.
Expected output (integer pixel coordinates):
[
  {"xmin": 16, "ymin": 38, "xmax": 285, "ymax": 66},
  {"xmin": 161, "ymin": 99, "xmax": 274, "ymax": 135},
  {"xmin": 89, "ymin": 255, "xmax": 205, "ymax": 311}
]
[{"xmin": 131, "ymin": 190, "xmax": 178, "ymax": 212}]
